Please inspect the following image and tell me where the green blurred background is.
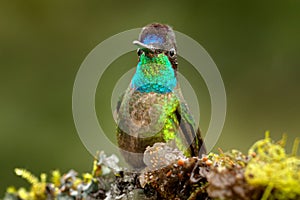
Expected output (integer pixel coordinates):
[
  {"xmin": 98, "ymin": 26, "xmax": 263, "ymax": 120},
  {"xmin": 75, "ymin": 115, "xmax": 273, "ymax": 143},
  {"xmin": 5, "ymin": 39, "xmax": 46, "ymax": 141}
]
[{"xmin": 1, "ymin": 0, "xmax": 300, "ymax": 193}]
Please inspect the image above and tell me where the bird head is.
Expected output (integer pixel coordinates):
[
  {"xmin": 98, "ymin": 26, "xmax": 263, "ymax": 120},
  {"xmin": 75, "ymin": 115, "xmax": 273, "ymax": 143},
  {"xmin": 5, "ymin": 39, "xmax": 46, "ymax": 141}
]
[
  {"xmin": 131, "ymin": 23, "xmax": 178, "ymax": 93},
  {"xmin": 133, "ymin": 23, "xmax": 178, "ymax": 70}
]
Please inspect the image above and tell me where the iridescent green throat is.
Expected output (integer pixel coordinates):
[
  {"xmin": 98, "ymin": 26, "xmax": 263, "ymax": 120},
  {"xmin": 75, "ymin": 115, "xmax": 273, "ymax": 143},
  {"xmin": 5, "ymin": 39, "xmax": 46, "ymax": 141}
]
[{"xmin": 131, "ymin": 54, "xmax": 177, "ymax": 93}]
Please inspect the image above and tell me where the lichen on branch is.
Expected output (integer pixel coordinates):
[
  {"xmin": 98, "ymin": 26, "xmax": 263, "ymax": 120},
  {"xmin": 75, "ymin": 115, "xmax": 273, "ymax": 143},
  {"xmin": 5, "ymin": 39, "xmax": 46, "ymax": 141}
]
[{"xmin": 2, "ymin": 133, "xmax": 300, "ymax": 200}]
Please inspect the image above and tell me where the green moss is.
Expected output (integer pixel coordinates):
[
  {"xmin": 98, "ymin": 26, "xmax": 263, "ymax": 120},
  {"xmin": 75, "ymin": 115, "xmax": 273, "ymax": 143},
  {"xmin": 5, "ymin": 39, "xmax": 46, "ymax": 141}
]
[
  {"xmin": 2, "ymin": 134, "xmax": 300, "ymax": 200},
  {"xmin": 245, "ymin": 132, "xmax": 300, "ymax": 200}
]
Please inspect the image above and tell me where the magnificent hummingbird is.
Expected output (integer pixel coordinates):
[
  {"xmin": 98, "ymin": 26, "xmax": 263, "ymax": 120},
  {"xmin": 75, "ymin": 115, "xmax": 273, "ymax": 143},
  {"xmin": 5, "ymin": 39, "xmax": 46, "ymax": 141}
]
[{"xmin": 116, "ymin": 23, "xmax": 206, "ymax": 169}]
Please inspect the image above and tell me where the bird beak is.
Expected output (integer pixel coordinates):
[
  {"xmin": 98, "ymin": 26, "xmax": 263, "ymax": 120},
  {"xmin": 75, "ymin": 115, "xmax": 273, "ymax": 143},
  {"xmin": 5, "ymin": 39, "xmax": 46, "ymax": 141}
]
[{"xmin": 133, "ymin": 40, "xmax": 155, "ymax": 52}]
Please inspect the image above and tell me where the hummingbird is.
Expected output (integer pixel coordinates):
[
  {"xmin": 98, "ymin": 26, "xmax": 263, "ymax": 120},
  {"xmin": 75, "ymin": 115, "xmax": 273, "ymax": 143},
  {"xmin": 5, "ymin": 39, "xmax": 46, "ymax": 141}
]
[{"xmin": 116, "ymin": 23, "xmax": 206, "ymax": 169}]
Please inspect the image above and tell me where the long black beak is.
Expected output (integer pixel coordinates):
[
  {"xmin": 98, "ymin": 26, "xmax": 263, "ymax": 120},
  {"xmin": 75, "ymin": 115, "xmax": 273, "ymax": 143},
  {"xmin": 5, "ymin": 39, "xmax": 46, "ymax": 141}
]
[{"xmin": 133, "ymin": 40, "xmax": 155, "ymax": 52}]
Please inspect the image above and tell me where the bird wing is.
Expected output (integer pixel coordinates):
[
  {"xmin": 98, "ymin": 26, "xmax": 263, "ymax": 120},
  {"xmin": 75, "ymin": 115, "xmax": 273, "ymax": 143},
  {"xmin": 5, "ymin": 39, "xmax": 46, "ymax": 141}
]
[
  {"xmin": 114, "ymin": 92, "xmax": 125, "ymax": 121},
  {"xmin": 174, "ymin": 85, "xmax": 206, "ymax": 157}
]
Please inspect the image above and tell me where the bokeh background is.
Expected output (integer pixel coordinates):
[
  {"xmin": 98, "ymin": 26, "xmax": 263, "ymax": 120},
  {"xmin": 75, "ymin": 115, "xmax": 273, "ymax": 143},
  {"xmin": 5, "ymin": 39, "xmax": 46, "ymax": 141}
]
[{"xmin": 1, "ymin": 0, "xmax": 299, "ymax": 193}]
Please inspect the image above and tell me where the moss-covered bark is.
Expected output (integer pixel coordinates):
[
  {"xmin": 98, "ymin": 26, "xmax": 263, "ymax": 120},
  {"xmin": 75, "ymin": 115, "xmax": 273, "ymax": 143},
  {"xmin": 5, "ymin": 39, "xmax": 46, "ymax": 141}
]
[{"xmin": 2, "ymin": 133, "xmax": 300, "ymax": 200}]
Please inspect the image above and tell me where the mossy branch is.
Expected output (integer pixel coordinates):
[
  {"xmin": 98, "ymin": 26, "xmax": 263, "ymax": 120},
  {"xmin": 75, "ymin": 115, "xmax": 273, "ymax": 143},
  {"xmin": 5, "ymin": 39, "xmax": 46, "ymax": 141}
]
[{"xmin": 2, "ymin": 133, "xmax": 300, "ymax": 200}]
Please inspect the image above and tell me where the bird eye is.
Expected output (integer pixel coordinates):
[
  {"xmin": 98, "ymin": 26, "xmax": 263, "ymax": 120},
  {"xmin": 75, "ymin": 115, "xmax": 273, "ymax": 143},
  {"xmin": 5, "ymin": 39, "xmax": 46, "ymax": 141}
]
[
  {"xmin": 168, "ymin": 48, "xmax": 176, "ymax": 58},
  {"xmin": 137, "ymin": 48, "xmax": 143, "ymax": 56}
]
